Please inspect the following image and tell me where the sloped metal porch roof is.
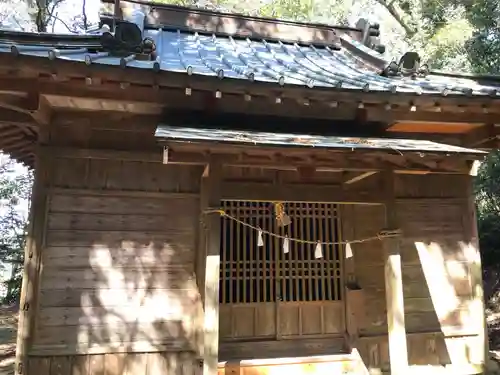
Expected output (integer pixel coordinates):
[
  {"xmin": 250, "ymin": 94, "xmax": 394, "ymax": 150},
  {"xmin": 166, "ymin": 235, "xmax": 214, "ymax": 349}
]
[{"xmin": 155, "ymin": 124, "xmax": 486, "ymax": 156}]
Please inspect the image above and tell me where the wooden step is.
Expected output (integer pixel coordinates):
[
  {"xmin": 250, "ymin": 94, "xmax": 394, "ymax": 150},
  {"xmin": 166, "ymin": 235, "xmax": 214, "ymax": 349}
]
[
  {"xmin": 218, "ymin": 338, "xmax": 371, "ymax": 374},
  {"xmin": 219, "ymin": 337, "xmax": 348, "ymax": 362},
  {"xmin": 218, "ymin": 351, "xmax": 369, "ymax": 375}
]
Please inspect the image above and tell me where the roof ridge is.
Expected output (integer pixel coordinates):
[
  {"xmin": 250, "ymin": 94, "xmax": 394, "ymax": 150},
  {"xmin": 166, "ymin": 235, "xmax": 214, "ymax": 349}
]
[
  {"xmin": 100, "ymin": 1, "xmax": 369, "ymax": 50},
  {"xmin": 102, "ymin": 0, "xmax": 362, "ymax": 33}
]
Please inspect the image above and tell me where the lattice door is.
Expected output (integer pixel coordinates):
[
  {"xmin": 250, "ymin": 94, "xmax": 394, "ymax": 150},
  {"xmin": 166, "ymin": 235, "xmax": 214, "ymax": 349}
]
[{"xmin": 219, "ymin": 201, "xmax": 345, "ymax": 341}]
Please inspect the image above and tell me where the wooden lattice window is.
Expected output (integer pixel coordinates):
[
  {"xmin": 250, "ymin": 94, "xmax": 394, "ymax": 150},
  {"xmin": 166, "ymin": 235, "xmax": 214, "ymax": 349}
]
[{"xmin": 219, "ymin": 201, "xmax": 343, "ymax": 304}]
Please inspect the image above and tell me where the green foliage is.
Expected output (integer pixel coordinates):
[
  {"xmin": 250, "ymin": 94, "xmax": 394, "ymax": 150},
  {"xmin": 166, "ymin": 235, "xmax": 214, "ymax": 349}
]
[
  {"xmin": 476, "ymin": 152, "xmax": 500, "ymax": 269},
  {"xmin": 0, "ymin": 157, "xmax": 32, "ymax": 304}
]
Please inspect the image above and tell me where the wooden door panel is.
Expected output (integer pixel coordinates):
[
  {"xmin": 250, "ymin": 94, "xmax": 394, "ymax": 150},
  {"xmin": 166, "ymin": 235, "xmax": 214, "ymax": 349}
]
[
  {"xmin": 219, "ymin": 303, "xmax": 276, "ymax": 340},
  {"xmin": 278, "ymin": 304, "xmax": 300, "ymax": 336},
  {"xmin": 219, "ymin": 201, "xmax": 345, "ymax": 342},
  {"xmin": 301, "ymin": 304, "xmax": 323, "ymax": 335},
  {"xmin": 278, "ymin": 301, "xmax": 345, "ymax": 338},
  {"xmin": 323, "ymin": 302, "xmax": 346, "ymax": 334}
]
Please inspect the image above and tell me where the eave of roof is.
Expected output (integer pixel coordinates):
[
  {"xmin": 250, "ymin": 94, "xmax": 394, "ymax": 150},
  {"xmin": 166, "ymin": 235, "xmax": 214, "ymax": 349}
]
[
  {"xmin": 1, "ymin": 28, "xmax": 499, "ymax": 99},
  {"xmin": 0, "ymin": 0, "xmax": 498, "ymax": 99},
  {"xmin": 155, "ymin": 124, "xmax": 487, "ymax": 157}
]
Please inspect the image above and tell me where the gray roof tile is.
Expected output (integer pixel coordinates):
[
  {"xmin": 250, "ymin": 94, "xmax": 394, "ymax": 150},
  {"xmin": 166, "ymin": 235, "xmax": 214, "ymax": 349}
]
[{"xmin": 1, "ymin": 25, "xmax": 500, "ymax": 97}]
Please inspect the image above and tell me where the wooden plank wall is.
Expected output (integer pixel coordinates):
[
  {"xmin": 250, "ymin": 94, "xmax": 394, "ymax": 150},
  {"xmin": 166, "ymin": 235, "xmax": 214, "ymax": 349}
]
[
  {"xmin": 343, "ymin": 174, "xmax": 485, "ymax": 374},
  {"xmin": 27, "ymin": 153, "xmax": 205, "ymax": 374},
  {"xmin": 23, "ymin": 118, "xmax": 485, "ymax": 375}
]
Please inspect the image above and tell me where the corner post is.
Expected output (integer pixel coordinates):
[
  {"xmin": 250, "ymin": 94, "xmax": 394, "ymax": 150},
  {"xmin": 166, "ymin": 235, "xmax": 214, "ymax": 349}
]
[
  {"xmin": 114, "ymin": 0, "xmax": 122, "ymax": 21},
  {"xmin": 14, "ymin": 147, "xmax": 49, "ymax": 375},
  {"xmin": 202, "ymin": 161, "xmax": 222, "ymax": 375},
  {"xmin": 463, "ymin": 170, "xmax": 487, "ymax": 370},
  {"xmin": 382, "ymin": 170, "xmax": 408, "ymax": 374}
]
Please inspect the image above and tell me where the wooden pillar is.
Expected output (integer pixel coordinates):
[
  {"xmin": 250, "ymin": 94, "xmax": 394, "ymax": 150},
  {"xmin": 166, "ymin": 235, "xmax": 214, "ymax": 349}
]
[
  {"xmin": 114, "ymin": 0, "xmax": 122, "ymax": 21},
  {"xmin": 463, "ymin": 174, "xmax": 487, "ymax": 369},
  {"xmin": 202, "ymin": 161, "xmax": 222, "ymax": 375},
  {"xmin": 343, "ymin": 205, "xmax": 360, "ymax": 349},
  {"xmin": 382, "ymin": 170, "xmax": 408, "ymax": 374},
  {"xmin": 15, "ymin": 147, "xmax": 49, "ymax": 375}
]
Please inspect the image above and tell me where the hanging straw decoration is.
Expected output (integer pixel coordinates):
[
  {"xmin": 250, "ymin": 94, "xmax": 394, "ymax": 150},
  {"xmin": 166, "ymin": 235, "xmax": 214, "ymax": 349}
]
[
  {"xmin": 257, "ymin": 228, "xmax": 264, "ymax": 247},
  {"xmin": 274, "ymin": 202, "xmax": 291, "ymax": 227},
  {"xmin": 345, "ymin": 243, "xmax": 353, "ymax": 258},
  {"xmin": 201, "ymin": 209, "xmax": 402, "ymax": 249},
  {"xmin": 283, "ymin": 236, "xmax": 290, "ymax": 254},
  {"xmin": 314, "ymin": 242, "xmax": 323, "ymax": 259}
]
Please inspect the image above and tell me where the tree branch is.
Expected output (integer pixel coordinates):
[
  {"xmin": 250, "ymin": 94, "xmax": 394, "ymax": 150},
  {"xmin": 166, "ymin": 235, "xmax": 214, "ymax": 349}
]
[
  {"xmin": 374, "ymin": 0, "xmax": 417, "ymax": 37},
  {"xmin": 51, "ymin": 12, "xmax": 78, "ymax": 33},
  {"xmin": 82, "ymin": 0, "xmax": 88, "ymax": 30}
]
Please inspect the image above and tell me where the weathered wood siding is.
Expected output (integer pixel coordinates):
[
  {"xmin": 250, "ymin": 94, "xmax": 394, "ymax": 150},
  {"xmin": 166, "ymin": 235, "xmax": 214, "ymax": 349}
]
[
  {"xmin": 27, "ymin": 152, "xmax": 205, "ymax": 374},
  {"xmin": 343, "ymin": 174, "xmax": 484, "ymax": 374},
  {"xmin": 22, "ymin": 116, "xmax": 484, "ymax": 375}
]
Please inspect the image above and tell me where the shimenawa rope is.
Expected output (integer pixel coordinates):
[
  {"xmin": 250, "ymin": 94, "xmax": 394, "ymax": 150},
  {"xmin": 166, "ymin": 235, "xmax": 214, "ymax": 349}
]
[{"xmin": 202, "ymin": 209, "xmax": 401, "ymax": 246}]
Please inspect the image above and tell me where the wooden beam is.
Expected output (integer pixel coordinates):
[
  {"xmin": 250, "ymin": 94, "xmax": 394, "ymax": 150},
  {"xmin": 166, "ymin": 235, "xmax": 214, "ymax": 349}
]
[
  {"xmin": 343, "ymin": 171, "xmax": 378, "ymax": 185},
  {"xmin": 0, "ymin": 108, "xmax": 36, "ymax": 127},
  {"xmin": 159, "ymin": 106, "xmax": 376, "ymax": 134},
  {"xmin": 221, "ymin": 181, "xmax": 383, "ymax": 204},
  {"xmin": 0, "ymin": 68, "xmax": 500, "ymax": 122},
  {"xmin": 0, "ymin": 92, "xmax": 51, "ymax": 125},
  {"xmin": 381, "ymin": 170, "xmax": 408, "ymax": 374},
  {"xmin": 0, "ymin": 76, "xmax": 497, "ymax": 135},
  {"xmin": 341, "ymin": 204, "xmax": 361, "ymax": 351},
  {"xmin": 0, "ymin": 124, "xmax": 26, "ymax": 136},
  {"xmin": 202, "ymin": 160, "xmax": 222, "ymax": 375},
  {"xmin": 46, "ymin": 94, "xmax": 361, "ymax": 125},
  {"xmin": 114, "ymin": 0, "xmax": 122, "ymax": 20},
  {"xmin": 45, "ymin": 146, "xmax": 476, "ymax": 175},
  {"xmin": 49, "ymin": 187, "xmax": 198, "ymax": 199},
  {"xmin": 0, "ymin": 68, "xmax": 479, "ymax": 111},
  {"xmin": 462, "ymin": 176, "xmax": 487, "ymax": 371},
  {"xmin": 30, "ymin": 95, "xmax": 52, "ymax": 126},
  {"xmin": 297, "ymin": 166, "xmax": 316, "ymax": 181},
  {"xmin": 47, "ymin": 146, "xmax": 162, "ymax": 163},
  {"xmin": 46, "ymin": 108, "xmax": 489, "ymax": 147},
  {"xmin": 164, "ymin": 146, "xmax": 474, "ymax": 174},
  {"xmin": 52, "ymin": 110, "xmax": 161, "ymax": 130},
  {"xmin": 387, "ymin": 131, "xmax": 466, "ymax": 146},
  {"xmin": 462, "ymin": 123, "xmax": 499, "ymax": 147},
  {"xmin": 0, "ymin": 93, "xmax": 38, "ymax": 112},
  {"xmin": 14, "ymin": 147, "xmax": 49, "ymax": 375},
  {"xmin": 371, "ymin": 109, "xmax": 500, "ymax": 125}
]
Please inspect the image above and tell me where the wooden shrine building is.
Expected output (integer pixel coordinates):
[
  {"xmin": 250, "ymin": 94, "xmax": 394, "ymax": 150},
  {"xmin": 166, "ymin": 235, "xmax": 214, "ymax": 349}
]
[{"xmin": 0, "ymin": 1, "xmax": 499, "ymax": 374}]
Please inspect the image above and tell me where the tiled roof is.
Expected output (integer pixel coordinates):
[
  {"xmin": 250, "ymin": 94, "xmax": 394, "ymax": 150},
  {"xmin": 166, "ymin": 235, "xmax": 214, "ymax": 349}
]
[
  {"xmin": 155, "ymin": 124, "xmax": 486, "ymax": 156},
  {"xmin": 1, "ymin": 16, "xmax": 500, "ymax": 97}
]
